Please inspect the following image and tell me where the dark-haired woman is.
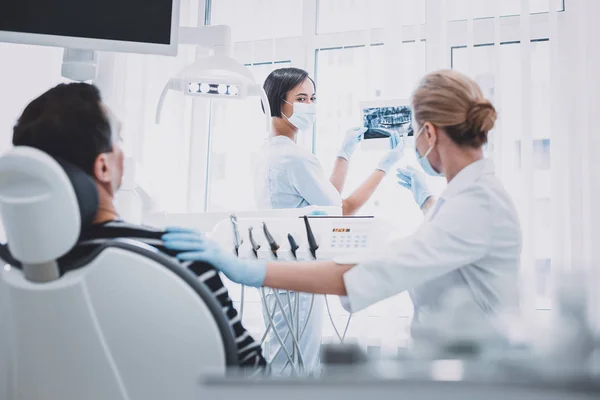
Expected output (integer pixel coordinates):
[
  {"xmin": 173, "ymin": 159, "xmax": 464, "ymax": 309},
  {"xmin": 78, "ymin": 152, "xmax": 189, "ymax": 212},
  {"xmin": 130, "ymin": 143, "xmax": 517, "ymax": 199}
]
[
  {"xmin": 252, "ymin": 67, "xmax": 406, "ymax": 373},
  {"xmin": 254, "ymin": 67, "xmax": 406, "ymax": 215}
]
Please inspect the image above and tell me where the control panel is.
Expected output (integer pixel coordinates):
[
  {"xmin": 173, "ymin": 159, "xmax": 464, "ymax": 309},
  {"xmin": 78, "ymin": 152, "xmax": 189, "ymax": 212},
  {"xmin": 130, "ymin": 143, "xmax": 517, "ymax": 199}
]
[
  {"xmin": 329, "ymin": 224, "xmax": 371, "ymax": 251},
  {"xmin": 211, "ymin": 215, "xmax": 387, "ymax": 261}
]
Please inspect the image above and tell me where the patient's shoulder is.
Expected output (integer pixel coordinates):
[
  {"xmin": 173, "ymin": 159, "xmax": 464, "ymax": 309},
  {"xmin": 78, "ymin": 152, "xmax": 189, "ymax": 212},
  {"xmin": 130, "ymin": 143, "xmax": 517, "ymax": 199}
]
[
  {"xmin": 59, "ymin": 220, "xmax": 172, "ymax": 274},
  {"xmin": 80, "ymin": 220, "xmax": 165, "ymax": 241}
]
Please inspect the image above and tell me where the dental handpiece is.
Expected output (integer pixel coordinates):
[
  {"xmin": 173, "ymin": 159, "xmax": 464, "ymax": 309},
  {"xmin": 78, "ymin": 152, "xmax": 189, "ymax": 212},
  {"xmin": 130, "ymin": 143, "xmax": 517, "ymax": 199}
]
[
  {"xmin": 262, "ymin": 222, "xmax": 280, "ymax": 259},
  {"xmin": 248, "ymin": 227, "xmax": 261, "ymax": 258},
  {"xmin": 287, "ymin": 234, "xmax": 299, "ymax": 260},
  {"xmin": 303, "ymin": 215, "xmax": 319, "ymax": 259},
  {"xmin": 230, "ymin": 214, "xmax": 242, "ymax": 256}
]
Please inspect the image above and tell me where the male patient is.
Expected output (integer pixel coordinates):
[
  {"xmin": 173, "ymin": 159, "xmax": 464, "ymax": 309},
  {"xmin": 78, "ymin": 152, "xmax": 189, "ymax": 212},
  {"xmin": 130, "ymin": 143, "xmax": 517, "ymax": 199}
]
[{"xmin": 12, "ymin": 82, "xmax": 266, "ymax": 368}]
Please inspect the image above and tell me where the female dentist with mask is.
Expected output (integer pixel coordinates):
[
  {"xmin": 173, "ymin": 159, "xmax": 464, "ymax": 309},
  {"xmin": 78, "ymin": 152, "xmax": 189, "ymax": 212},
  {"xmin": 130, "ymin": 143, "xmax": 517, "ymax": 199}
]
[
  {"xmin": 250, "ymin": 67, "xmax": 405, "ymax": 373},
  {"xmin": 163, "ymin": 69, "xmax": 522, "ymax": 349},
  {"xmin": 254, "ymin": 67, "xmax": 406, "ymax": 214}
]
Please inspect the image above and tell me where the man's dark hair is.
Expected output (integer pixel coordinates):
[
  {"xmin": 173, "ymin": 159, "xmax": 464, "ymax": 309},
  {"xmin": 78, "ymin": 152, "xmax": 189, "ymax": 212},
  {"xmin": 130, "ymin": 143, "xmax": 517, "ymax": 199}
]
[
  {"xmin": 12, "ymin": 83, "xmax": 113, "ymax": 175},
  {"xmin": 263, "ymin": 67, "xmax": 315, "ymax": 118}
]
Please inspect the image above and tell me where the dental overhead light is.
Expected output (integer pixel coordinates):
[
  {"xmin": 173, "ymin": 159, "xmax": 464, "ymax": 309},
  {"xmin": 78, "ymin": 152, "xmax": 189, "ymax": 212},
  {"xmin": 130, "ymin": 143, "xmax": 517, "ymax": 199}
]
[{"xmin": 156, "ymin": 25, "xmax": 271, "ymax": 131}]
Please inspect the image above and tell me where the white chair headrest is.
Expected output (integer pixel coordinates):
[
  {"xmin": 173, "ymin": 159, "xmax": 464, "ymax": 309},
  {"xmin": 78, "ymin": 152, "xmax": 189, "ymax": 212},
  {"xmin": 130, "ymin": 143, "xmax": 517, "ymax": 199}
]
[{"xmin": 0, "ymin": 147, "xmax": 98, "ymax": 264}]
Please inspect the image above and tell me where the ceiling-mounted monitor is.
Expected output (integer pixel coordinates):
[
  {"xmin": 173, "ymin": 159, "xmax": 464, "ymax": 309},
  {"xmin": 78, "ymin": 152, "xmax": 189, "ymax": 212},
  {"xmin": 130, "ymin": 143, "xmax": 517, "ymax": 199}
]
[{"xmin": 0, "ymin": 0, "xmax": 180, "ymax": 56}]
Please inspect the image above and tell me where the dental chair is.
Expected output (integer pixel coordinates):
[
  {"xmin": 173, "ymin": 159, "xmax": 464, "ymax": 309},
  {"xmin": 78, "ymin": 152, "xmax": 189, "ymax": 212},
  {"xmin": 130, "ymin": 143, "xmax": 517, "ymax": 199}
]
[{"xmin": 0, "ymin": 147, "xmax": 238, "ymax": 400}]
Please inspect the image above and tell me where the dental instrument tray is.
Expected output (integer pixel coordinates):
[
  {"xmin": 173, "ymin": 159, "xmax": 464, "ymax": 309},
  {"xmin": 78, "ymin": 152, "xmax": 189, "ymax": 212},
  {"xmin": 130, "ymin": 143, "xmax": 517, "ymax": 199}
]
[{"xmin": 211, "ymin": 215, "xmax": 389, "ymax": 262}]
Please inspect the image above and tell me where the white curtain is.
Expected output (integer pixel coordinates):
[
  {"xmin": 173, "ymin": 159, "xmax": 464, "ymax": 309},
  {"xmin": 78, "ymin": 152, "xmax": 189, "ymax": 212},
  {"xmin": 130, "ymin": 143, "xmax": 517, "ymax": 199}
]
[{"xmin": 556, "ymin": 0, "xmax": 600, "ymax": 334}]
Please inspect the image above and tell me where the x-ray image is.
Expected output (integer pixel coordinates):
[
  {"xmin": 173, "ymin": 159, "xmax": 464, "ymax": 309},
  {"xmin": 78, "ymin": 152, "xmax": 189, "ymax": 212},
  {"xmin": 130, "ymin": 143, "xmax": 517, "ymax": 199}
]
[{"xmin": 362, "ymin": 105, "xmax": 413, "ymax": 139}]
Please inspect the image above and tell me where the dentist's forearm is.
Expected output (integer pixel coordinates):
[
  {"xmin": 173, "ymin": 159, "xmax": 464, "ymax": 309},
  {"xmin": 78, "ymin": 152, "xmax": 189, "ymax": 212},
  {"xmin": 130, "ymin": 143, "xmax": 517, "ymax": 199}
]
[
  {"xmin": 330, "ymin": 157, "xmax": 350, "ymax": 193},
  {"xmin": 263, "ymin": 260, "xmax": 353, "ymax": 296},
  {"xmin": 342, "ymin": 169, "xmax": 385, "ymax": 215},
  {"xmin": 421, "ymin": 196, "xmax": 437, "ymax": 215}
]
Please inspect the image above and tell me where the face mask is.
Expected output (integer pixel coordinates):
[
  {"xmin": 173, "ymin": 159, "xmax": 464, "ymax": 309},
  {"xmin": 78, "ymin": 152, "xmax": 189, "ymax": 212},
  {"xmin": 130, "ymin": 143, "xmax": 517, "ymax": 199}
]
[
  {"xmin": 415, "ymin": 124, "xmax": 444, "ymax": 177},
  {"xmin": 283, "ymin": 101, "xmax": 316, "ymax": 132}
]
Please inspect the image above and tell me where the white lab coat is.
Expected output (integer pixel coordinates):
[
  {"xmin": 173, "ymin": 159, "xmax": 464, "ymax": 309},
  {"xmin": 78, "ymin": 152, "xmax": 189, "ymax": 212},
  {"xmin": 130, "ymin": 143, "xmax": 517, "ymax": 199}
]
[
  {"xmin": 340, "ymin": 159, "xmax": 522, "ymax": 324},
  {"xmin": 254, "ymin": 135, "xmax": 342, "ymax": 209}
]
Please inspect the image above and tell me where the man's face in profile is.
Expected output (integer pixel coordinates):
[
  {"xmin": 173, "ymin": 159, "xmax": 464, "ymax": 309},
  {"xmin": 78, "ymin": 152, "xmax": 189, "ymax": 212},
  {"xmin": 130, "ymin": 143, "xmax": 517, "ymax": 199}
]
[{"xmin": 99, "ymin": 105, "xmax": 125, "ymax": 194}]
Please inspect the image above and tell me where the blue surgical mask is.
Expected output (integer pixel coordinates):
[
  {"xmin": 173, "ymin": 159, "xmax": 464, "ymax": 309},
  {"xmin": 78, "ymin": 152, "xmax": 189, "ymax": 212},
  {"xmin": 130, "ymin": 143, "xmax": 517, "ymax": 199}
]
[{"xmin": 415, "ymin": 124, "xmax": 444, "ymax": 177}]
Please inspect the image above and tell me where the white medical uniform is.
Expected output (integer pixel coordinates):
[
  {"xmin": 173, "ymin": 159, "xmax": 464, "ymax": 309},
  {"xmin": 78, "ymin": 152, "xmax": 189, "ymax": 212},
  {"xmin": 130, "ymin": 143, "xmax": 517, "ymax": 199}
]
[
  {"xmin": 254, "ymin": 135, "xmax": 342, "ymax": 209},
  {"xmin": 341, "ymin": 159, "xmax": 521, "ymax": 333},
  {"xmin": 254, "ymin": 135, "xmax": 338, "ymax": 373}
]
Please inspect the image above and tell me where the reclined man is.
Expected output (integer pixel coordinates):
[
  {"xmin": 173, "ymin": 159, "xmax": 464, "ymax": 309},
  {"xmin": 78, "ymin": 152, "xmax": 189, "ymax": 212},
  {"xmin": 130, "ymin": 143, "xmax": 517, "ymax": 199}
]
[{"xmin": 11, "ymin": 82, "xmax": 266, "ymax": 368}]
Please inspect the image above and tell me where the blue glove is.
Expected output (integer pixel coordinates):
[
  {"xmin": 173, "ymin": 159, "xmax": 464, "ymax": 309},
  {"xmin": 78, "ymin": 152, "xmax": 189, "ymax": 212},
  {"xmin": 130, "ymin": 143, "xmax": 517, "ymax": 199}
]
[
  {"xmin": 337, "ymin": 127, "xmax": 367, "ymax": 161},
  {"xmin": 376, "ymin": 131, "xmax": 407, "ymax": 172},
  {"xmin": 396, "ymin": 165, "xmax": 433, "ymax": 208},
  {"xmin": 161, "ymin": 227, "xmax": 267, "ymax": 288},
  {"xmin": 308, "ymin": 210, "xmax": 328, "ymax": 216}
]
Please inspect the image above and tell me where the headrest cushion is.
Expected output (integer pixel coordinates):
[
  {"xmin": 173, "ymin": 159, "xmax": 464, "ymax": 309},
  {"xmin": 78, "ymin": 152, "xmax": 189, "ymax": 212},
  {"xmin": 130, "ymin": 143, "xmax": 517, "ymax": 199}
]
[
  {"xmin": 0, "ymin": 147, "xmax": 98, "ymax": 263},
  {"xmin": 54, "ymin": 157, "xmax": 99, "ymax": 231}
]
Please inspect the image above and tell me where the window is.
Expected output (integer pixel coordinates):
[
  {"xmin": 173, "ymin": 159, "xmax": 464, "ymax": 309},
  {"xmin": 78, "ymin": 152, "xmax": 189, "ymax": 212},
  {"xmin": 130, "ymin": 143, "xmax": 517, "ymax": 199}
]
[
  {"xmin": 206, "ymin": 62, "xmax": 291, "ymax": 212},
  {"xmin": 535, "ymin": 258, "xmax": 552, "ymax": 310},
  {"xmin": 452, "ymin": 40, "xmax": 553, "ymax": 310},
  {"xmin": 118, "ymin": 47, "xmax": 198, "ymax": 213},
  {"xmin": 317, "ymin": 0, "xmax": 426, "ymax": 34},
  {"xmin": 446, "ymin": 0, "xmax": 565, "ymax": 21},
  {"xmin": 212, "ymin": 0, "xmax": 302, "ymax": 42}
]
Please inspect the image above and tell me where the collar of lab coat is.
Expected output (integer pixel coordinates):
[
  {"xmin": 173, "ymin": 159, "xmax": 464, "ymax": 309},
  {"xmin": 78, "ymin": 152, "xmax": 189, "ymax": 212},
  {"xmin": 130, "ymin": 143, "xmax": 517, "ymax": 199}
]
[
  {"xmin": 440, "ymin": 158, "xmax": 495, "ymax": 200},
  {"xmin": 268, "ymin": 135, "xmax": 295, "ymax": 146}
]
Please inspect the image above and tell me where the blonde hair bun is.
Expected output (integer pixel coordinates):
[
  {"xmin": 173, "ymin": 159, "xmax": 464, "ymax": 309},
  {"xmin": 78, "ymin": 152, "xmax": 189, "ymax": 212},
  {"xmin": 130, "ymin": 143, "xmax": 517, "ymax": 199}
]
[{"xmin": 412, "ymin": 69, "xmax": 497, "ymax": 148}]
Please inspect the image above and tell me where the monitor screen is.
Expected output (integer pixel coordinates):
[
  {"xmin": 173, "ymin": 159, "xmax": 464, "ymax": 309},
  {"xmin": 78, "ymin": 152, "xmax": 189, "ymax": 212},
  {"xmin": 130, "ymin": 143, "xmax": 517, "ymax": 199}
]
[{"xmin": 0, "ymin": 0, "xmax": 178, "ymax": 55}]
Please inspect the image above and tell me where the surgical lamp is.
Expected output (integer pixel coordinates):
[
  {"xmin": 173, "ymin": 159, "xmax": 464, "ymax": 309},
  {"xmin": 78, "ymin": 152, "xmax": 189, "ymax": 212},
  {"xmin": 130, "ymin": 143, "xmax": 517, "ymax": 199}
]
[{"xmin": 155, "ymin": 25, "xmax": 272, "ymax": 133}]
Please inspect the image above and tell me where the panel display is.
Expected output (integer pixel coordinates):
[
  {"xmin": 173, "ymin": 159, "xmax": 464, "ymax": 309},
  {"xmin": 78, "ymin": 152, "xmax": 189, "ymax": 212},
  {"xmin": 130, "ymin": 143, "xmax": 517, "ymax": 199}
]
[{"xmin": 0, "ymin": 0, "xmax": 174, "ymax": 45}]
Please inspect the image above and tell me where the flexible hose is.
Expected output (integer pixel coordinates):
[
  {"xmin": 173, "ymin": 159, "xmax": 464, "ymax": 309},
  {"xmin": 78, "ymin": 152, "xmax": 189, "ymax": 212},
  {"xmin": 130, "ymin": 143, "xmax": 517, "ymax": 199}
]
[
  {"xmin": 286, "ymin": 290, "xmax": 297, "ymax": 363},
  {"xmin": 260, "ymin": 287, "xmax": 298, "ymax": 374},
  {"xmin": 271, "ymin": 289, "xmax": 305, "ymax": 369},
  {"xmin": 325, "ymin": 295, "xmax": 353, "ymax": 343},
  {"xmin": 280, "ymin": 293, "xmax": 316, "ymax": 373},
  {"xmin": 260, "ymin": 290, "xmax": 281, "ymax": 345}
]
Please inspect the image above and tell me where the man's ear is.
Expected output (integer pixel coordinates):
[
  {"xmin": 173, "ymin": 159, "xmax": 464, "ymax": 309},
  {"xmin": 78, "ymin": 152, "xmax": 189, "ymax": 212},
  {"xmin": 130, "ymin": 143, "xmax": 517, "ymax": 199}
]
[{"xmin": 93, "ymin": 153, "xmax": 111, "ymax": 183}]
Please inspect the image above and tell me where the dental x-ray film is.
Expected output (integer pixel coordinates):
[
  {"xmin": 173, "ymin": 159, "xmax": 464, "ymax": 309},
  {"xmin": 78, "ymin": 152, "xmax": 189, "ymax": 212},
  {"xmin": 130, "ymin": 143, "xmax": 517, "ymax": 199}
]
[{"xmin": 362, "ymin": 105, "xmax": 413, "ymax": 139}]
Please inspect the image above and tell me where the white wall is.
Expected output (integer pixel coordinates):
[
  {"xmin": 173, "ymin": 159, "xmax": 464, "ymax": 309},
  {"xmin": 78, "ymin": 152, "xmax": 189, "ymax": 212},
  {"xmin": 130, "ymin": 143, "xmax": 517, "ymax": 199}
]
[{"xmin": 0, "ymin": 43, "xmax": 67, "ymax": 154}]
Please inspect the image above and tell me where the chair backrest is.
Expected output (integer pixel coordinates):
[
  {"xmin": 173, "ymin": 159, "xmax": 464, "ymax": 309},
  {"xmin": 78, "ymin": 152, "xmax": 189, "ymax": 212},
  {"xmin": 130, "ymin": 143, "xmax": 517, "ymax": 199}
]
[
  {"xmin": 0, "ymin": 147, "xmax": 95, "ymax": 280},
  {"xmin": 0, "ymin": 147, "xmax": 239, "ymax": 400}
]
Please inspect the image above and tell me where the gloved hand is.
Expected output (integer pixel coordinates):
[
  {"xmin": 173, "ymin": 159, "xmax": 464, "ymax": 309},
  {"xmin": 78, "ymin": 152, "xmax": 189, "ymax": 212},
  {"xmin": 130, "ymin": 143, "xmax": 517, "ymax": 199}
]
[
  {"xmin": 162, "ymin": 228, "xmax": 267, "ymax": 287},
  {"xmin": 396, "ymin": 165, "xmax": 433, "ymax": 208},
  {"xmin": 376, "ymin": 131, "xmax": 407, "ymax": 172},
  {"xmin": 308, "ymin": 210, "xmax": 328, "ymax": 216},
  {"xmin": 337, "ymin": 127, "xmax": 367, "ymax": 161}
]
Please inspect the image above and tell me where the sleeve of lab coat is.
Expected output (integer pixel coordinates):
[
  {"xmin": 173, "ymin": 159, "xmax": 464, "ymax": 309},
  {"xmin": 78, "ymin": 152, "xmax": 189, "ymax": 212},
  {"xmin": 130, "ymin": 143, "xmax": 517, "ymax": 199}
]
[
  {"xmin": 342, "ymin": 185, "xmax": 493, "ymax": 313},
  {"xmin": 288, "ymin": 156, "xmax": 343, "ymax": 207}
]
